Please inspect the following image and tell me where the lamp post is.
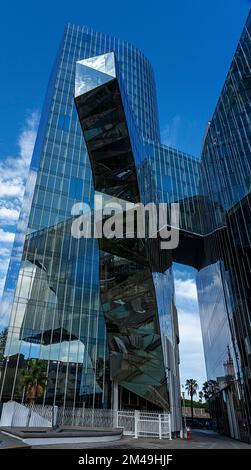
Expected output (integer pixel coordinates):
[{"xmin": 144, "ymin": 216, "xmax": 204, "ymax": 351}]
[{"xmin": 182, "ymin": 385, "xmax": 187, "ymax": 437}]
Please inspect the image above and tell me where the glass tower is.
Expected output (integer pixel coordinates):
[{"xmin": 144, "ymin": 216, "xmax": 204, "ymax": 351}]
[
  {"xmin": 0, "ymin": 24, "xmax": 181, "ymax": 430},
  {"xmin": 0, "ymin": 12, "xmax": 250, "ymax": 442},
  {"xmin": 197, "ymin": 11, "xmax": 251, "ymax": 441}
]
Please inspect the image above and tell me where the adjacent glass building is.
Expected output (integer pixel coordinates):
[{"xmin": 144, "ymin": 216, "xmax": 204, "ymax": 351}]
[
  {"xmin": 197, "ymin": 12, "xmax": 251, "ymax": 441},
  {"xmin": 0, "ymin": 12, "xmax": 250, "ymax": 442}
]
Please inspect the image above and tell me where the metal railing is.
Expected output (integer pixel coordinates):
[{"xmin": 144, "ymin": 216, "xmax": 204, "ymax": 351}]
[
  {"xmin": 117, "ymin": 410, "xmax": 171, "ymax": 439},
  {"xmin": 57, "ymin": 407, "xmax": 115, "ymax": 428},
  {"xmin": 0, "ymin": 402, "xmax": 172, "ymax": 439}
]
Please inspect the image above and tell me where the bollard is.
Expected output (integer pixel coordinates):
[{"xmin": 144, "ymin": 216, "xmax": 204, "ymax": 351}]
[{"xmin": 186, "ymin": 426, "xmax": 192, "ymax": 440}]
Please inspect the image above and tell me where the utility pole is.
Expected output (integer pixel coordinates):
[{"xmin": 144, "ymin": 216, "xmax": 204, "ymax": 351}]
[{"xmin": 182, "ymin": 385, "xmax": 187, "ymax": 438}]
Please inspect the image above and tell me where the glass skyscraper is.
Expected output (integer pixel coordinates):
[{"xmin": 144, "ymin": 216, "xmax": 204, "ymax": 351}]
[
  {"xmin": 0, "ymin": 12, "xmax": 250, "ymax": 442},
  {"xmin": 197, "ymin": 12, "xmax": 251, "ymax": 441},
  {"xmin": 0, "ymin": 23, "xmax": 182, "ymax": 432}
]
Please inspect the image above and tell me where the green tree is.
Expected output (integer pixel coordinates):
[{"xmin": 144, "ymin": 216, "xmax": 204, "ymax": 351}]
[
  {"xmin": 0, "ymin": 328, "xmax": 8, "ymax": 378},
  {"xmin": 185, "ymin": 379, "xmax": 199, "ymax": 421},
  {"xmin": 198, "ymin": 391, "xmax": 203, "ymax": 403},
  {"xmin": 21, "ymin": 359, "xmax": 47, "ymax": 405},
  {"xmin": 0, "ymin": 328, "xmax": 8, "ymax": 354},
  {"xmin": 202, "ymin": 380, "xmax": 219, "ymax": 402}
]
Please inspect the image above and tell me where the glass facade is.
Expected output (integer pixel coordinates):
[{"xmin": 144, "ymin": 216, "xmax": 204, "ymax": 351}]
[
  {"xmin": 197, "ymin": 12, "xmax": 251, "ymax": 442},
  {"xmin": 0, "ymin": 24, "xmax": 180, "ymax": 427},
  {"xmin": 0, "ymin": 13, "xmax": 250, "ymax": 442}
]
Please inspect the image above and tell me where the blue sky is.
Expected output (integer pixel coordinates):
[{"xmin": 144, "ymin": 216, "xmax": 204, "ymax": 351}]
[
  {"xmin": 0, "ymin": 0, "xmax": 250, "ymax": 396},
  {"xmin": 173, "ymin": 264, "xmax": 206, "ymax": 393}
]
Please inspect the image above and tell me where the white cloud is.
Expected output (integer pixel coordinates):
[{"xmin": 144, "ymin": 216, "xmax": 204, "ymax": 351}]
[
  {"xmin": 0, "ymin": 258, "xmax": 10, "ymax": 272},
  {"xmin": 0, "ymin": 244, "xmax": 12, "ymax": 300},
  {"xmin": 178, "ymin": 309, "xmax": 207, "ymax": 391},
  {"xmin": 0, "ymin": 207, "xmax": 20, "ymax": 224},
  {"xmin": 0, "ymin": 293, "xmax": 14, "ymax": 330},
  {"xmin": 0, "ymin": 279, "xmax": 5, "ymax": 302},
  {"xmin": 174, "ymin": 277, "xmax": 198, "ymax": 302},
  {"xmin": 0, "ymin": 228, "xmax": 15, "ymax": 243},
  {"xmin": 0, "ymin": 182, "xmax": 24, "ymax": 199},
  {"xmin": 178, "ymin": 310, "xmax": 203, "ymax": 348},
  {"xmin": 0, "ymin": 110, "xmax": 39, "ymax": 305},
  {"xmin": 0, "ymin": 247, "xmax": 11, "ymax": 257},
  {"xmin": 0, "ymin": 110, "xmax": 39, "ymax": 201},
  {"xmin": 18, "ymin": 111, "xmax": 39, "ymax": 165},
  {"xmin": 161, "ymin": 115, "xmax": 181, "ymax": 147},
  {"xmin": 173, "ymin": 267, "xmax": 207, "ymax": 391}
]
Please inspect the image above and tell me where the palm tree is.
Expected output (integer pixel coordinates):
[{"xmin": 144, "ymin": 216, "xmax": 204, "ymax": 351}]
[
  {"xmin": 198, "ymin": 391, "xmax": 203, "ymax": 403},
  {"xmin": 202, "ymin": 380, "xmax": 219, "ymax": 402},
  {"xmin": 21, "ymin": 359, "xmax": 47, "ymax": 405},
  {"xmin": 202, "ymin": 380, "xmax": 220, "ymax": 422},
  {"xmin": 185, "ymin": 379, "xmax": 199, "ymax": 421}
]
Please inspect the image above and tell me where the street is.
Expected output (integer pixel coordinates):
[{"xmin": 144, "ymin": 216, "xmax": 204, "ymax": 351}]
[{"xmin": 1, "ymin": 429, "xmax": 250, "ymax": 450}]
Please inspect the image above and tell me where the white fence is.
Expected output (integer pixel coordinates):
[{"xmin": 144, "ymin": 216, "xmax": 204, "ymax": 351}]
[
  {"xmin": 57, "ymin": 407, "xmax": 114, "ymax": 428},
  {"xmin": 0, "ymin": 402, "xmax": 171, "ymax": 439},
  {"xmin": 117, "ymin": 410, "xmax": 171, "ymax": 439}
]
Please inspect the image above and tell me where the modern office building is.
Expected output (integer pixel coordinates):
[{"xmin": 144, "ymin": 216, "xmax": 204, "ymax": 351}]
[
  {"xmin": 0, "ymin": 12, "xmax": 250, "ymax": 441},
  {"xmin": 0, "ymin": 23, "xmax": 183, "ymax": 433},
  {"xmin": 197, "ymin": 12, "xmax": 251, "ymax": 441}
]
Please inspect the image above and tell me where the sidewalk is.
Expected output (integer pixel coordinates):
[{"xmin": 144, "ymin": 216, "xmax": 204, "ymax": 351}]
[
  {"xmin": 31, "ymin": 429, "xmax": 251, "ymax": 449},
  {"xmin": 1, "ymin": 428, "xmax": 250, "ymax": 450}
]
